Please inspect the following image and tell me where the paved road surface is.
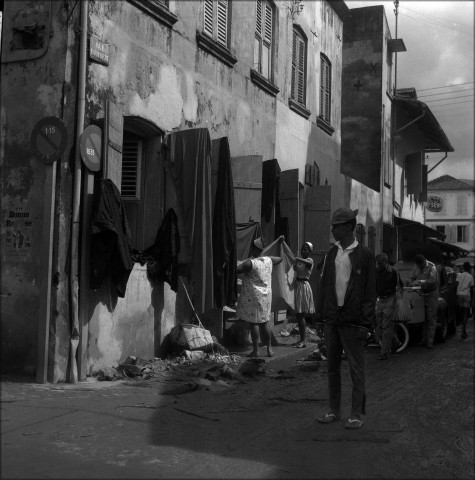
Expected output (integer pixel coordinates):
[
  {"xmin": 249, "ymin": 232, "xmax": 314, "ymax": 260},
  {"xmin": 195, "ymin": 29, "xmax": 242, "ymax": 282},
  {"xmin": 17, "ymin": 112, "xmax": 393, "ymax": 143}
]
[{"xmin": 1, "ymin": 325, "xmax": 473, "ymax": 479}]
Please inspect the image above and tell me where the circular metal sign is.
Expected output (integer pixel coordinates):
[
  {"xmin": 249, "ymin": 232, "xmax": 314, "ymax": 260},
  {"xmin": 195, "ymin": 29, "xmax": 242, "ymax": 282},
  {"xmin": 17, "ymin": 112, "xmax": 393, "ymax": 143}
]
[
  {"xmin": 80, "ymin": 125, "xmax": 102, "ymax": 172},
  {"xmin": 30, "ymin": 117, "xmax": 68, "ymax": 164}
]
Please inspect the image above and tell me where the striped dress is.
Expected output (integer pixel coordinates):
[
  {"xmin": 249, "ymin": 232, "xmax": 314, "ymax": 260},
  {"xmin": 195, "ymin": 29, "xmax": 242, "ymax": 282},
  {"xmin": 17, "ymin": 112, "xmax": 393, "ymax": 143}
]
[{"xmin": 294, "ymin": 258, "xmax": 315, "ymax": 314}]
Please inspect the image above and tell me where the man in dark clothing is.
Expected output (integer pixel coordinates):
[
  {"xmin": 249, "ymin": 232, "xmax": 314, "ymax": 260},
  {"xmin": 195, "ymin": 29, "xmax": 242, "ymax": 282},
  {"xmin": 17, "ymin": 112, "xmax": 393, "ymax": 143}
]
[
  {"xmin": 317, "ymin": 208, "xmax": 376, "ymax": 430},
  {"xmin": 375, "ymin": 253, "xmax": 403, "ymax": 360}
]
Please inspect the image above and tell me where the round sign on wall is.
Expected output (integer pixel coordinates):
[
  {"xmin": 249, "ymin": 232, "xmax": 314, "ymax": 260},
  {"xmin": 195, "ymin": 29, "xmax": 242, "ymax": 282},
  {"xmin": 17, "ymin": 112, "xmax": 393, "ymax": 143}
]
[
  {"xmin": 80, "ymin": 125, "xmax": 102, "ymax": 172},
  {"xmin": 30, "ymin": 117, "xmax": 68, "ymax": 164}
]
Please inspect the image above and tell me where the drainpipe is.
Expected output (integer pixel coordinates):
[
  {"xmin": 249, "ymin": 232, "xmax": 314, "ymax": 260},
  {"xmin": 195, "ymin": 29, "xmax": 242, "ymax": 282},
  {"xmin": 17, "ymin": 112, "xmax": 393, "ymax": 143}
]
[
  {"xmin": 427, "ymin": 152, "xmax": 448, "ymax": 174},
  {"xmin": 69, "ymin": 0, "xmax": 88, "ymax": 383}
]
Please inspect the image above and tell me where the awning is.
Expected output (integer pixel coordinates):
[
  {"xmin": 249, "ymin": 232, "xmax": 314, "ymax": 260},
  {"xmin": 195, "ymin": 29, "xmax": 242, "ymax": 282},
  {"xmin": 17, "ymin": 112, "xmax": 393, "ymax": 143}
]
[
  {"xmin": 394, "ymin": 216, "xmax": 445, "ymax": 240},
  {"xmin": 426, "ymin": 237, "xmax": 469, "ymax": 258},
  {"xmin": 394, "ymin": 97, "xmax": 454, "ymax": 153}
]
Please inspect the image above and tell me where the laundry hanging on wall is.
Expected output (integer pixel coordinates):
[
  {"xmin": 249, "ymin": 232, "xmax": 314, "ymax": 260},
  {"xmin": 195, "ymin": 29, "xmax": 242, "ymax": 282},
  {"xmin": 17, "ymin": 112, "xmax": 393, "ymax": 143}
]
[
  {"xmin": 211, "ymin": 136, "xmax": 237, "ymax": 308},
  {"xmin": 144, "ymin": 208, "xmax": 180, "ymax": 292},
  {"xmin": 90, "ymin": 178, "xmax": 134, "ymax": 298},
  {"xmin": 236, "ymin": 222, "xmax": 262, "ymax": 261},
  {"xmin": 166, "ymin": 128, "xmax": 214, "ymax": 314}
]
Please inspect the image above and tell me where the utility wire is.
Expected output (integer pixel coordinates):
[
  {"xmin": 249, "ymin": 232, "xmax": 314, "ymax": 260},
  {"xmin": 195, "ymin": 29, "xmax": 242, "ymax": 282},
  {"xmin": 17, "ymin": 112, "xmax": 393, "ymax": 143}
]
[
  {"xmin": 424, "ymin": 94, "xmax": 474, "ymax": 103},
  {"xmin": 401, "ymin": 13, "xmax": 473, "ymax": 38},
  {"xmin": 418, "ymin": 88, "xmax": 473, "ymax": 98},
  {"xmin": 417, "ymin": 82, "xmax": 474, "ymax": 92},
  {"xmin": 401, "ymin": 6, "xmax": 472, "ymax": 28}
]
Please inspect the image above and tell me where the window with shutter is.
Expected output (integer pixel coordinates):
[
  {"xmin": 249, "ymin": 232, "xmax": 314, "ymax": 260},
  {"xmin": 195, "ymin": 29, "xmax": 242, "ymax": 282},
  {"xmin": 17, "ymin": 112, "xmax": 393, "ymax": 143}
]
[
  {"xmin": 456, "ymin": 195, "xmax": 468, "ymax": 215},
  {"xmin": 203, "ymin": 0, "xmax": 229, "ymax": 47},
  {"xmin": 291, "ymin": 27, "xmax": 306, "ymax": 105},
  {"xmin": 457, "ymin": 225, "xmax": 467, "ymax": 243},
  {"xmin": 320, "ymin": 54, "xmax": 331, "ymax": 123},
  {"xmin": 254, "ymin": 0, "xmax": 274, "ymax": 81}
]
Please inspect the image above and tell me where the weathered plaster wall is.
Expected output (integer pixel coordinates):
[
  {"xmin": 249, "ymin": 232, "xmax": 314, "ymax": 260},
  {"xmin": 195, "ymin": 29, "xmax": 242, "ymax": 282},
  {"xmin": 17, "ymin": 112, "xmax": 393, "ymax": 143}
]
[
  {"xmin": 0, "ymin": 1, "xmax": 74, "ymax": 377},
  {"xmin": 83, "ymin": 0, "xmax": 281, "ymax": 370}
]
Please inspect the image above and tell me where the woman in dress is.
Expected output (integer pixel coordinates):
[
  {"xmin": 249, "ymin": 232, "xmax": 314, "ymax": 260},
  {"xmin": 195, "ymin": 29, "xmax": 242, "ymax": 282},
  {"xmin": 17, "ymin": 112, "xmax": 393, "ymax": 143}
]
[
  {"xmin": 293, "ymin": 242, "xmax": 315, "ymax": 348},
  {"xmin": 236, "ymin": 237, "xmax": 282, "ymax": 357}
]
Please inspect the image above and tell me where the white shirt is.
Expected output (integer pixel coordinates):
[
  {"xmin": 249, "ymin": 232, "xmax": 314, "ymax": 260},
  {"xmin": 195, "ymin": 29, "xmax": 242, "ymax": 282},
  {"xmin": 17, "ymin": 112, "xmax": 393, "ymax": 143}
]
[
  {"xmin": 334, "ymin": 239, "xmax": 359, "ymax": 307},
  {"xmin": 456, "ymin": 271, "xmax": 474, "ymax": 296}
]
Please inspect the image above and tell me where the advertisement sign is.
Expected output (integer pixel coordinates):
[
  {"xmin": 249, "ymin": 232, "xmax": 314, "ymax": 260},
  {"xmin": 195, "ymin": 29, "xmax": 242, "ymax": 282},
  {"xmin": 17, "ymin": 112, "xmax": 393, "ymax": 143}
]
[{"xmin": 427, "ymin": 195, "xmax": 443, "ymax": 212}]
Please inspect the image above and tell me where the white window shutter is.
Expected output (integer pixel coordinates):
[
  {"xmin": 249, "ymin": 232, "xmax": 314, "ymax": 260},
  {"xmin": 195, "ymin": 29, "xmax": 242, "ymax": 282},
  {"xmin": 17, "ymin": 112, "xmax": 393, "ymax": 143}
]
[
  {"xmin": 264, "ymin": 2, "xmax": 272, "ymax": 44},
  {"xmin": 297, "ymin": 37, "xmax": 305, "ymax": 104},
  {"xmin": 256, "ymin": 0, "xmax": 262, "ymax": 36},
  {"xmin": 217, "ymin": 0, "xmax": 228, "ymax": 46},
  {"xmin": 204, "ymin": 0, "xmax": 214, "ymax": 36}
]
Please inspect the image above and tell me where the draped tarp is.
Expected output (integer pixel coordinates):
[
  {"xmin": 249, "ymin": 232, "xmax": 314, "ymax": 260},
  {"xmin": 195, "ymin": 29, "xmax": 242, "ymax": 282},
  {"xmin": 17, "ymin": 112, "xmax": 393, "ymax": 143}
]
[
  {"xmin": 166, "ymin": 128, "xmax": 214, "ymax": 313},
  {"xmin": 212, "ymin": 137, "xmax": 237, "ymax": 308},
  {"xmin": 236, "ymin": 222, "xmax": 262, "ymax": 261},
  {"xmin": 261, "ymin": 238, "xmax": 296, "ymax": 311}
]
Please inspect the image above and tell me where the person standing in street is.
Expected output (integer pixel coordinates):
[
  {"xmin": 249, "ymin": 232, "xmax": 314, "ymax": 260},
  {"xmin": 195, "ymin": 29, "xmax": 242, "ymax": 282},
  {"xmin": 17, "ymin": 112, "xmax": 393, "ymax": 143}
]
[
  {"xmin": 456, "ymin": 261, "xmax": 474, "ymax": 339},
  {"xmin": 316, "ymin": 208, "xmax": 376, "ymax": 429},
  {"xmin": 292, "ymin": 241, "xmax": 316, "ymax": 348},
  {"xmin": 409, "ymin": 253, "xmax": 438, "ymax": 349},
  {"xmin": 236, "ymin": 237, "xmax": 282, "ymax": 358},
  {"xmin": 375, "ymin": 253, "xmax": 403, "ymax": 360}
]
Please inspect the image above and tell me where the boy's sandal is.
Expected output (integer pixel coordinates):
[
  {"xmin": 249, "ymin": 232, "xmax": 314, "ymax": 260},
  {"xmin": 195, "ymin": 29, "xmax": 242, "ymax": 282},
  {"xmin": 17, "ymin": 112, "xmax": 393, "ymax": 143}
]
[
  {"xmin": 317, "ymin": 413, "xmax": 340, "ymax": 423},
  {"xmin": 344, "ymin": 418, "xmax": 363, "ymax": 429},
  {"xmin": 294, "ymin": 342, "xmax": 307, "ymax": 348}
]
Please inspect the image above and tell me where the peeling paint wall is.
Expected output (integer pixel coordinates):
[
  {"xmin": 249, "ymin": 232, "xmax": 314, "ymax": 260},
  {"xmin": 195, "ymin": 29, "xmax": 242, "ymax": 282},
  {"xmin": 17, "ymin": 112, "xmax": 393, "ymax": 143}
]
[
  {"xmin": 83, "ymin": 0, "xmax": 280, "ymax": 372},
  {"xmin": 1, "ymin": 1, "xmax": 75, "ymax": 378}
]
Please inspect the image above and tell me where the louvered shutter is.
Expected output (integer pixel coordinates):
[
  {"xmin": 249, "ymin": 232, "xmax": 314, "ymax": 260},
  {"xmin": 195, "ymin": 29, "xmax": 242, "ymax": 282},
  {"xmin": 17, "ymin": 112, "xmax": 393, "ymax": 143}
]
[
  {"xmin": 291, "ymin": 32, "xmax": 297, "ymax": 99},
  {"xmin": 297, "ymin": 37, "xmax": 305, "ymax": 104},
  {"xmin": 324, "ymin": 62, "xmax": 331, "ymax": 121},
  {"xmin": 121, "ymin": 138, "xmax": 142, "ymax": 199},
  {"xmin": 320, "ymin": 57, "xmax": 331, "ymax": 122},
  {"xmin": 264, "ymin": 2, "xmax": 272, "ymax": 44},
  {"xmin": 217, "ymin": 0, "xmax": 228, "ymax": 46},
  {"xmin": 256, "ymin": 0, "xmax": 262, "ymax": 36},
  {"xmin": 204, "ymin": 0, "xmax": 214, "ymax": 36}
]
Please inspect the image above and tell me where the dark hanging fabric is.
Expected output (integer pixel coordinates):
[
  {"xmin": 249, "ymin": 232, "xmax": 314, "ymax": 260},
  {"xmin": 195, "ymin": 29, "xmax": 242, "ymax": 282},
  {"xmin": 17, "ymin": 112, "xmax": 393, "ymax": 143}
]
[
  {"xmin": 275, "ymin": 216, "xmax": 289, "ymax": 244},
  {"xmin": 144, "ymin": 208, "xmax": 180, "ymax": 292},
  {"xmin": 90, "ymin": 178, "xmax": 134, "ymax": 298},
  {"xmin": 236, "ymin": 222, "xmax": 262, "ymax": 261},
  {"xmin": 212, "ymin": 137, "xmax": 237, "ymax": 308},
  {"xmin": 261, "ymin": 159, "xmax": 280, "ymax": 222},
  {"xmin": 166, "ymin": 128, "xmax": 214, "ymax": 314}
]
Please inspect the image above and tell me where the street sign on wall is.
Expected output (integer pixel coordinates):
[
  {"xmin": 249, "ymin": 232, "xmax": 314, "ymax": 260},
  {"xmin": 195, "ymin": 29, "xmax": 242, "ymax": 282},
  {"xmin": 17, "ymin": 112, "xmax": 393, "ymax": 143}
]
[
  {"xmin": 80, "ymin": 125, "xmax": 102, "ymax": 172},
  {"xmin": 30, "ymin": 117, "xmax": 68, "ymax": 164}
]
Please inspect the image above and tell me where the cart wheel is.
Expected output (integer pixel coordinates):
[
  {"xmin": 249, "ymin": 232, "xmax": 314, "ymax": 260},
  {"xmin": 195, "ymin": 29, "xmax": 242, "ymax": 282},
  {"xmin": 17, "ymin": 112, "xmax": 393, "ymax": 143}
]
[{"xmin": 379, "ymin": 323, "xmax": 409, "ymax": 353}]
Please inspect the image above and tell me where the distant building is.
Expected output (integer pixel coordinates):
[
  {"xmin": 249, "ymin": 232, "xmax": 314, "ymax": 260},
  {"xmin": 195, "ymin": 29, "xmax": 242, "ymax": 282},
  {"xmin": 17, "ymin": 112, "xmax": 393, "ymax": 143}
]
[{"xmin": 426, "ymin": 175, "xmax": 475, "ymax": 252}]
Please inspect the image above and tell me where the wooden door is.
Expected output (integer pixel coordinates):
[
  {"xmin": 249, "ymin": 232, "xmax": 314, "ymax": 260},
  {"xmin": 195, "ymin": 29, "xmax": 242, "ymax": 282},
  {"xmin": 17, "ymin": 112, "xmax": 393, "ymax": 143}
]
[
  {"xmin": 279, "ymin": 169, "xmax": 300, "ymax": 254},
  {"xmin": 304, "ymin": 185, "xmax": 331, "ymax": 304},
  {"xmin": 230, "ymin": 155, "xmax": 263, "ymax": 224}
]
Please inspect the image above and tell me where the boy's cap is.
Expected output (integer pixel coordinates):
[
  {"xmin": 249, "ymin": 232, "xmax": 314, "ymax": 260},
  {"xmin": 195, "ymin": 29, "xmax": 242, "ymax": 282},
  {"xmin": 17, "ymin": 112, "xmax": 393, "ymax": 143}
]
[{"xmin": 330, "ymin": 208, "xmax": 359, "ymax": 225}]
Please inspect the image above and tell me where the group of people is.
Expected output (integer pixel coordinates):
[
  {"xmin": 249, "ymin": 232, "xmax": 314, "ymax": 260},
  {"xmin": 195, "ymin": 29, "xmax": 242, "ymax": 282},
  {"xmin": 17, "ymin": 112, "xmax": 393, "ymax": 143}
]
[{"xmin": 235, "ymin": 206, "xmax": 473, "ymax": 431}]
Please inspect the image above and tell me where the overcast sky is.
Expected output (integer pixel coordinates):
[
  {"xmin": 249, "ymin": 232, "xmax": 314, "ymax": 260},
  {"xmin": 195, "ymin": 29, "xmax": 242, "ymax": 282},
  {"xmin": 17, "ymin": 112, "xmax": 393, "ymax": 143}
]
[{"xmin": 347, "ymin": 0, "xmax": 474, "ymax": 182}]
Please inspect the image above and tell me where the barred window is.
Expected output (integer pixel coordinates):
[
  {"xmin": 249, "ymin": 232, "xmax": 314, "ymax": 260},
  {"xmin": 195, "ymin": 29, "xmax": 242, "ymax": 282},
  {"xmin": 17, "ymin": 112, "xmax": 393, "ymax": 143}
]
[{"xmin": 121, "ymin": 134, "xmax": 142, "ymax": 200}]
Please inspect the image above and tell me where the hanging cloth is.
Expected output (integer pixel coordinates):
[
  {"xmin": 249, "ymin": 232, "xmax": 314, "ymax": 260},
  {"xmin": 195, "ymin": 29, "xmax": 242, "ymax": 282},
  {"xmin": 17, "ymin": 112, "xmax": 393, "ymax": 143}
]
[
  {"xmin": 144, "ymin": 208, "xmax": 180, "ymax": 292},
  {"xmin": 166, "ymin": 128, "xmax": 214, "ymax": 314},
  {"xmin": 90, "ymin": 178, "xmax": 134, "ymax": 298},
  {"xmin": 236, "ymin": 222, "xmax": 262, "ymax": 261},
  {"xmin": 212, "ymin": 137, "xmax": 237, "ymax": 308},
  {"xmin": 261, "ymin": 237, "xmax": 296, "ymax": 311}
]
